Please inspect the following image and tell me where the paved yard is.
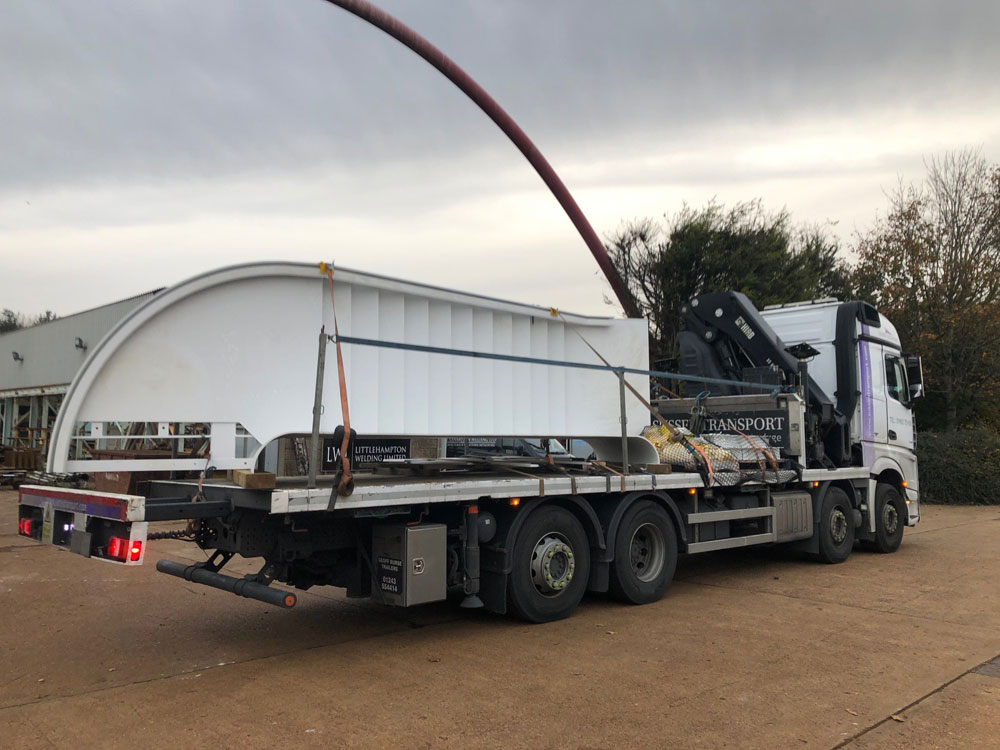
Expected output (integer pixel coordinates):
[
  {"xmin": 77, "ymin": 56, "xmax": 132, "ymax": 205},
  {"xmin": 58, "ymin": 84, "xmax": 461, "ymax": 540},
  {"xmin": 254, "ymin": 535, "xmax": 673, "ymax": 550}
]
[{"xmin": 1, "ymin": 491, "xmax": 998, "ymax": 748}]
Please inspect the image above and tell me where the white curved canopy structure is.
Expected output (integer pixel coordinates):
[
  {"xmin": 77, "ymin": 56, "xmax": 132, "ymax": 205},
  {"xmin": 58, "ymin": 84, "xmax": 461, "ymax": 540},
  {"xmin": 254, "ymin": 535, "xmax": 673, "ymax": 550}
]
[{"xmin": 49, "ymin": 262, "xmax": 655, "ymax": 473}]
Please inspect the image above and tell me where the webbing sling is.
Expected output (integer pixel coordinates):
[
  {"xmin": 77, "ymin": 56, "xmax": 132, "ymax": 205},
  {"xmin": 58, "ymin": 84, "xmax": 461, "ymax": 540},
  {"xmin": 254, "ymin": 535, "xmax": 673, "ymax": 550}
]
[{"xmin": 323, "ymin": 263, "xmax": 355, "ymax": 498}]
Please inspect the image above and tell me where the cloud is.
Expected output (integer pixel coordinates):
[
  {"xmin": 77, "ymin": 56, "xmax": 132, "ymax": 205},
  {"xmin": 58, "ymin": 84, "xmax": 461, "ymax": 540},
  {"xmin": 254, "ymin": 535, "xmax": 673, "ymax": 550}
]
[
  {"xmin": 2, "ymin": 0, "xmax": 999, "ymax": 318},
  {"xmin": 3, "ymin": 0, "xmax": 998, "ymax": 190}
]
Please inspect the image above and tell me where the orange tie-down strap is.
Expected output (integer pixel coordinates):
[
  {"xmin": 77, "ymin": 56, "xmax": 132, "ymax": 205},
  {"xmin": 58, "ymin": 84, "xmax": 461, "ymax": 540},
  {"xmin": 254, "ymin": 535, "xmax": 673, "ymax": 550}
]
[
  {"xmin": 322, "ymin": 262, "xmax": 354, "ymax": 498},
  {"xmin": 501, "ymin": 466, "xmax": 546, "ymax": 497}
]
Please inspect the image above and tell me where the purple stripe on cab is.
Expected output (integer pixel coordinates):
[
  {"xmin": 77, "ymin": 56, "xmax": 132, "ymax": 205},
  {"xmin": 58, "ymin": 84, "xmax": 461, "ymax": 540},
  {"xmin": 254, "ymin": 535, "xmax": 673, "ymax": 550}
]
[{"xmin": 859, "ymin": 322, "xmax": 875, "ymax": 463}]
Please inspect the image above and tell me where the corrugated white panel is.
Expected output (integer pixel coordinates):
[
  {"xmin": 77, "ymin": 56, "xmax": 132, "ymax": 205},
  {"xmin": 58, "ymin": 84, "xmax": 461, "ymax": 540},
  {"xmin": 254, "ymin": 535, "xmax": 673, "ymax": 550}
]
[{"xmin": 50, "ymin": 262, "xmax": 652, "ymax": 472}]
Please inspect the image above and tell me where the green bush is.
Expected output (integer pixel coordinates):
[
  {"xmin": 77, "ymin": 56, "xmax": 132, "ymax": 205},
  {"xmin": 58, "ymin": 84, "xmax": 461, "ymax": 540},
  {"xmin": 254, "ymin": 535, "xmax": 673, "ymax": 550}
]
[{"xmin": 917, "ymin": 430, "xmax": 1000, "ymax": 504}]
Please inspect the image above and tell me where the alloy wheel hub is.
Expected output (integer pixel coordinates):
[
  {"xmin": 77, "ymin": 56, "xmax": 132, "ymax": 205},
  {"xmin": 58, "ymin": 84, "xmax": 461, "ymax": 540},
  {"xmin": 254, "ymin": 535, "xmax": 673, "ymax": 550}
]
[
  {"xmin": 530, "ymin": 535, "xmax": 575, "ymax": 596},
  {"xmin": 883, "ymin": 503, "xmax": 899, "ymax": 535},
  {"xmin": 830, "ymin": 509, "xmax": 848, "ymax": 544}
]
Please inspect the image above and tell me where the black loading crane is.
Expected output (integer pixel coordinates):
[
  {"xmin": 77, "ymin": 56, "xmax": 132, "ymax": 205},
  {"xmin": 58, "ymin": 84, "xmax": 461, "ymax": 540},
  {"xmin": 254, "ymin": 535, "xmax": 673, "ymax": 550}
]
[{"xmin": 676, "ymin": 291, "xmax": 851, "ymax": 468}]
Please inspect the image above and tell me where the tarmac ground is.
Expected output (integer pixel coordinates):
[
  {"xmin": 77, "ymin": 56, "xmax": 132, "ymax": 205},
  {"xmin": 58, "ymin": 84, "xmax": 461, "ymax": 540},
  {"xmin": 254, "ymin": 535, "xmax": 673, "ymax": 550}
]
[{"xmin": 1, "ymin": 489, "xmax": 998, "ymax": 749}]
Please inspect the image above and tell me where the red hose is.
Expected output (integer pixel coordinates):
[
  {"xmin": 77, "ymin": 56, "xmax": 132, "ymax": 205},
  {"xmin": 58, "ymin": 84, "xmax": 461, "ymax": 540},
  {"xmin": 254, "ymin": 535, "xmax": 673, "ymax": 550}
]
[{"xmin": 318, "ymin": 0, "xmax": 640, "ymax": 318}]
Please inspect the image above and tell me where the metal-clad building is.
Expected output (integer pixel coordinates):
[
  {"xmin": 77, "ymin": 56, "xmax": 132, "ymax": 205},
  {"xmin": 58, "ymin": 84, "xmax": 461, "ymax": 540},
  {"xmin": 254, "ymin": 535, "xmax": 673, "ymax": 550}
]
[{"xmin": 0, "ymin": 290, "xmax": 161, "ymax": 455}]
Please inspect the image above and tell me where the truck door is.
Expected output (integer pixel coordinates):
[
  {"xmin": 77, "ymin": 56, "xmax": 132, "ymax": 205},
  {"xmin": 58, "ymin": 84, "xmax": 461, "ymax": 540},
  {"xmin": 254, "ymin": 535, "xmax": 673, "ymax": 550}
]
[
  {"xmin": 858, "ymin": 339, "xmax": 887, "ymax": 462},
  {"xmin": 884, "ymin": 353, "xmax": 914, "ymax": 449}
]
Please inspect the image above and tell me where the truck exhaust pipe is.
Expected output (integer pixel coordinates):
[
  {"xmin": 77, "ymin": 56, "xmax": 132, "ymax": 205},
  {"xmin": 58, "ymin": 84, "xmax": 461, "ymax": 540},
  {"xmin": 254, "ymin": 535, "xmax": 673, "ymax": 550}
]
[{"xmin": 156, "ymin": 559, "xmax": 297, "ymax": 609}]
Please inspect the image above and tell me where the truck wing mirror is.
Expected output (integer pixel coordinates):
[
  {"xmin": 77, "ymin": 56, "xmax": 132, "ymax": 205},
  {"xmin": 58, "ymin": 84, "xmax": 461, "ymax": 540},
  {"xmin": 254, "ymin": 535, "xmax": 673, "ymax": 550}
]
[{"xmin": 905, "ymin": 354, "xmax": 924, "ymax": 400}]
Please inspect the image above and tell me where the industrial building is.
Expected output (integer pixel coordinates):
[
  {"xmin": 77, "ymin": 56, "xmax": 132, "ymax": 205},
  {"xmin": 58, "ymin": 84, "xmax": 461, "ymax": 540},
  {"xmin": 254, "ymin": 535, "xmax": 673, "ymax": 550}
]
[{"xmin": 0, "ymin": 290, "xmax": 160, "ymax": 468}]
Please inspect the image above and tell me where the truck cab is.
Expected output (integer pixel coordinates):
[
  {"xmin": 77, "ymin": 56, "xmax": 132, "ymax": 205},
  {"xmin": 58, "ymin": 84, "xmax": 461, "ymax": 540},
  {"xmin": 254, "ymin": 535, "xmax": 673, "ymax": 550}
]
[
  {"xmin": 760, "ymin": 298, "xmax": 921, "ymax": 522},
  {"xmin": 674, "ymin": 291, "xmax": 922, "ymax": 543}
]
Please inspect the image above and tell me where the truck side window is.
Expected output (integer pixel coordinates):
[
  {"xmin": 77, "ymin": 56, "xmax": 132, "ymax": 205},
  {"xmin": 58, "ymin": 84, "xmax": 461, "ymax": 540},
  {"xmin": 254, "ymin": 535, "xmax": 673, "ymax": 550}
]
[{"xmin": 885, "ymin": 356, "xmax": 909, "ymax": 404}]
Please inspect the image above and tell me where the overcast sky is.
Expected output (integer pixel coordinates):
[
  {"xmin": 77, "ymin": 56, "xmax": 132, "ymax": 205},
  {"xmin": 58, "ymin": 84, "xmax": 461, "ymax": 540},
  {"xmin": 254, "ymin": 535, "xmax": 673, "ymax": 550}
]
[{"xmin": 2, "ymin": 0, "xmax": 998, "ymax": 318}]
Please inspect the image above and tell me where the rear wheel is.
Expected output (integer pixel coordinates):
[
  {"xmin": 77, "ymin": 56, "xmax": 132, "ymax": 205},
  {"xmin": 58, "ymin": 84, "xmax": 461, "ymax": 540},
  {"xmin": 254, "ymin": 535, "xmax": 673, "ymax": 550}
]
[
  {"xmin": 816, "ymin": 487, "xmax": 854, "ymax": 564},
  {"xmin": 507, "ymin": 505, "xmax": 591, "ymax": 623},
  {"xmin": 610, "ymin": 500, "xmax": 678, "ymax": 605},
  {"xmin": 871, "ymin": 483, "xmax": 906, "ymax": 553}
]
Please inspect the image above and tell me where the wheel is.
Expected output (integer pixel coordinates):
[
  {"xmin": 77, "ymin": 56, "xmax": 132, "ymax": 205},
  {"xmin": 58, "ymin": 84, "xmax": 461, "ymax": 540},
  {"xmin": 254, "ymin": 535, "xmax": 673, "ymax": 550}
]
[
  {"xmin": 507, "ymin": 505, "xmax": 591, "ymax": 623},
  {"xmin": 816, "ymin": 487, "xmax": 854, "ymax": 564},
  {"xmin": 871, "ymin": 483, "xmax": 906, "ymax": 553},
  {"xmin": 609, "ymin": 500, "xmax": 678, "ymax": 605}
]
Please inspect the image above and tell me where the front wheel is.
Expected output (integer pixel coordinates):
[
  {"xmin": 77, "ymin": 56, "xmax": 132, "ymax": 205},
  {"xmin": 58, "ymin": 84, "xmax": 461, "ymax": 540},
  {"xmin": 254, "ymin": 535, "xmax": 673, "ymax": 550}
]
[
  {"xmin": 507, "ymin": 505, "xmax": 591, "ymax": 623},
  {"xmin": 816, "ymin": 487, "xmax": 855, "ymax": 564},
  {"xmin": 609, "ymin": 500, "xmax": 678, "ymax": 605},
  {"xmin": 871, "ymin": 483, "xmax": 906, "ymax": 553}
]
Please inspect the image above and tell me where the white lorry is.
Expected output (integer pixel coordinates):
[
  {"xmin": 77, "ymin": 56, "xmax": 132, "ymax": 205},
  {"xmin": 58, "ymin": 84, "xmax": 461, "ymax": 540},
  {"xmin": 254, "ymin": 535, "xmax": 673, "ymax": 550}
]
[{"xmin": 16, "ymin": 263, "xmax": 922, "ymax": 623}]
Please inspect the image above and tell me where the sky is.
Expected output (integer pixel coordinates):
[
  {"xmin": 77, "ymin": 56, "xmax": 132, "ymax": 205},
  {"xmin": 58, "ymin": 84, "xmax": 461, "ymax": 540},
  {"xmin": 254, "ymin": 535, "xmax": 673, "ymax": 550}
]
[{"xmin": 2, "ymin": 0, "xmax": 999, "ymax": 319}]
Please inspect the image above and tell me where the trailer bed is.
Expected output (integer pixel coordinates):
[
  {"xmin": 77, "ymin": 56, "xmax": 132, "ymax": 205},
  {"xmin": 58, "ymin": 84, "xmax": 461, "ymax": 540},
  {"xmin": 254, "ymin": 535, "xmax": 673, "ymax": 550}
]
[{"xmin": 140, "ymin": 464, "xmax": 870, "ymax": 517}]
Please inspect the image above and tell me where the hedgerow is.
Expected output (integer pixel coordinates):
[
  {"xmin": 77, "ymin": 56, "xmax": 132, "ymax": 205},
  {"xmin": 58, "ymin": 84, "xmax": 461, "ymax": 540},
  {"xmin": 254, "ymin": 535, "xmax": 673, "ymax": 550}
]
[{"xmin": 917, "ymin": 430, "xmax": 1000, "ymax": 504}]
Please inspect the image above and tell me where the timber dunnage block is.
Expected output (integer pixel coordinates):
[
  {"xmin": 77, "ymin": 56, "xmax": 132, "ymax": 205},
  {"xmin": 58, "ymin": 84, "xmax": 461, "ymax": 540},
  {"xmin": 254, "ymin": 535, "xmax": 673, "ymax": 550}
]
[
  {"xmin": 233, "ymin": 470, "xmax": 276, "ymax": 490},
  {"xmin": 643, "ymin": 464, "xmax": 673, "ymax": 474}
]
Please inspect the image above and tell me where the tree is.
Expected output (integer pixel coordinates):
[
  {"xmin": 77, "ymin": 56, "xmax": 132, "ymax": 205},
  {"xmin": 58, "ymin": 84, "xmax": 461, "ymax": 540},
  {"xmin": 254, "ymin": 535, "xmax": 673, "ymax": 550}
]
[
  {"xmin": 852, "ymin": 149, "xmax": 1000, "ymax": 431},
  {"xmin": 607, "ymin": 199, "xmax": 852, "ymax": 360},
  {"xmin": 0, "ymin": 309, "xmax": 23, "ymax": 334},
  {"xmin": 0, "ymin": 309, "xmax": 58, "ymax": 333}
]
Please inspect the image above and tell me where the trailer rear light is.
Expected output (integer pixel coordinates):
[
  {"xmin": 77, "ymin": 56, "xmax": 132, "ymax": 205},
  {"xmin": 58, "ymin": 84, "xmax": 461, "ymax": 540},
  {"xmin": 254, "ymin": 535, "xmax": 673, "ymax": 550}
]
[
  {"xmin": 687, "ymin": 488, "xmax": 697, "ymax": 495},
  {"xmin": 107, "ymin": 536, "xmax": 129, "ymax": 561},
  {"xmin": 18, "ymin": 518, "xmax": 33, "ymax": 536},
  {"xmin": 129, "ymin": 541, "xmax": 143, "ymax": 562},
  {"xmin": 902, "ymin": 480, "xmax": 908, "ymax": 487},
  {"xmin": 812, "ymin": 481, "xmax": 820, "ymax": 488},
  {"xmin": 509, "ymin": 498, "xmax": 520, "ymax": 507}
]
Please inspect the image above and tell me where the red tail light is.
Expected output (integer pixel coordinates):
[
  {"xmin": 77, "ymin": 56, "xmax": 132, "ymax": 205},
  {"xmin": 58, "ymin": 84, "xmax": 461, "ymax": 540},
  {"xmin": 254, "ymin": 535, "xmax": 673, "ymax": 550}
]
[
  {"xmin": 18, "ymin": 518, "xmax": 33, "ymax": 536},
  {"xmin": 107, "ymin": 536, "xmax": 129, "ymax": 561},
  {"xmin": 129, "ymin": 541, "xmax": 143, "ymax": 562}
]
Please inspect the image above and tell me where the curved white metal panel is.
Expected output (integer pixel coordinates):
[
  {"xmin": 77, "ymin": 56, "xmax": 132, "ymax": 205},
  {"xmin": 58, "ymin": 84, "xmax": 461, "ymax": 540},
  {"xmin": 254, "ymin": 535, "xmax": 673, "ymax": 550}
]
[{"xmin": 50, "ymin": 262, "xmax": 652, "ymax": 472}]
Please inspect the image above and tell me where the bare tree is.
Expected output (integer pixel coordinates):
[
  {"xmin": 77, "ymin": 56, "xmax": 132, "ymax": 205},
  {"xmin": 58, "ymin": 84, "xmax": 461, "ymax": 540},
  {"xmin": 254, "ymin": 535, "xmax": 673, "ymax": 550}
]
[{"xmin": 853, "ymin": 149, "xmax": 1000, "ymax": 430}]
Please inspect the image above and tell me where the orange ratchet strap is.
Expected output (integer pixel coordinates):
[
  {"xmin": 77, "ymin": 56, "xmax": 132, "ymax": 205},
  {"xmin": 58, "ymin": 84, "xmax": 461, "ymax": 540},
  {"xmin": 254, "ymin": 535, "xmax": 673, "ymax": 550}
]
[{"xmin": 323, "ymin": 262, "xmax": 355, "ymax": 497}]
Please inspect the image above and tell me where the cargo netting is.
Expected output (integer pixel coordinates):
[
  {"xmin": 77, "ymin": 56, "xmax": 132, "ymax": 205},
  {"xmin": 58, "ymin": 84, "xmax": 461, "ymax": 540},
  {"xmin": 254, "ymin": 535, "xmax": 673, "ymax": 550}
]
[{"xmin": 640, "ymin": 425, "xmax": 797, "ymax": 486}]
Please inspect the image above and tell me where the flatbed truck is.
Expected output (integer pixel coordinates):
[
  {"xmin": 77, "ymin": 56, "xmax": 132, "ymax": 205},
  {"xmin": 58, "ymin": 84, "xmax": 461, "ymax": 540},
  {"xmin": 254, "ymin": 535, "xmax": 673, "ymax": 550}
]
[{"xmin": 16, "ymin": 264, "xmax": 922, "ymax": 623}]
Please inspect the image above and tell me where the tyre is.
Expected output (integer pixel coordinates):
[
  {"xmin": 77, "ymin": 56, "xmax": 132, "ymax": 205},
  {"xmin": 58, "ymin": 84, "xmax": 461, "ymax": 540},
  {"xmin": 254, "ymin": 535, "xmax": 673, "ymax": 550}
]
[
  {"xmin": 507, "ymin": 505, "xmax": 591, "ymax": 623},
  {"xmin": 816, "ymin": 487, "xmax": 854, "ymax": 564},
  {"xmin": 871, "ymin": 483, "xmax": 906, "ymax": 554},
  {"xmin": 609, "ymin": 500, "xmax": 678, "ymax": 605}
]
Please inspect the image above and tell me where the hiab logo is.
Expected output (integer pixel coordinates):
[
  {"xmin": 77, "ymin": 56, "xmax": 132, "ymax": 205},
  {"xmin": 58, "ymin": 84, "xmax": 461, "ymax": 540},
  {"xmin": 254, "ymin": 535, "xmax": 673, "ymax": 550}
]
[{"xmin": 734, "ymin": 316, "xmax": 756, "ymax": 340}]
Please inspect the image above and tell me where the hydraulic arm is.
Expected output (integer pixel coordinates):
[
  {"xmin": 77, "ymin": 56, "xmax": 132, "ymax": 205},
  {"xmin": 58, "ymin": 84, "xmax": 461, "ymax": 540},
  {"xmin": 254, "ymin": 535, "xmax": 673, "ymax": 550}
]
[{"xmin": 678, "ymin": 291, "xmax": 850, "ymax": 466}]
